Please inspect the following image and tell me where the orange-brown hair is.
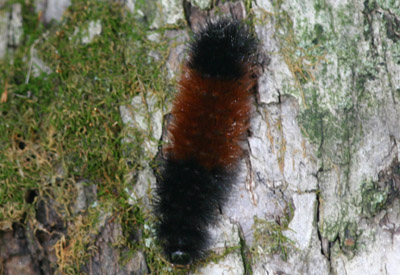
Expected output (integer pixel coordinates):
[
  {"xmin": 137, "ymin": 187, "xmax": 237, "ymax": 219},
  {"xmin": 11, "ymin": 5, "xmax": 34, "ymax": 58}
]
[
  {"xmin": 155, "ymin": 18, "xmax": 260, "ymax": 265},
  {"xmin": 165, "ymin": 66, "xmax": 256, "ymax": 170}
]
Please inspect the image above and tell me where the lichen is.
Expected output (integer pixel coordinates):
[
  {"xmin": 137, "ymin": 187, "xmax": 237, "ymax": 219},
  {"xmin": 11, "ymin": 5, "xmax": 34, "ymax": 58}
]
[
  {"xmin": 360, "ymin": 158, "xmax": 400, "ymax": 217},
  {"xmin": 269, "ymin": 0, "xmax": 400, "ymax": 258},
  {"xmin": 251, "ymin": 208, "xmax": 295, "ymax": 261}
]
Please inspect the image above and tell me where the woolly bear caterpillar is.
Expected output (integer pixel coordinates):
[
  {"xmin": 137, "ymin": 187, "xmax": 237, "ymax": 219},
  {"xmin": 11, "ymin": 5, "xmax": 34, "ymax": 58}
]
[{"xmin": 154, "ymin": 17, "xmax": 260, "ymax": 265}]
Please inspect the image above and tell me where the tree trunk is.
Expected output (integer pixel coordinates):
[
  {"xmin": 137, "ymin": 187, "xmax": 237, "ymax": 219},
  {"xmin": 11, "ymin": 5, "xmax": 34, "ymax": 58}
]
[
  {"xmin": 1, "ymin": 0, "xmax": 399, "ymax": 274},
  {"xmin": 146, "ymin": 0, "xmax": 400, "ymax": 273}
]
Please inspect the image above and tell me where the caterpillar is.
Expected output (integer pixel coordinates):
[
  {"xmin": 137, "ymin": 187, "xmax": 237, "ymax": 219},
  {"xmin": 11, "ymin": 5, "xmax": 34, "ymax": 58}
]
[{"xmin": 154, "ymin": 17, "xmax": 260, "ymax": 265}]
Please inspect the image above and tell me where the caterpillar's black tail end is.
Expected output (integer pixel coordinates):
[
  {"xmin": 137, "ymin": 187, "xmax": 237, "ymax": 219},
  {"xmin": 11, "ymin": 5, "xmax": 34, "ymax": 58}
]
[
  {"xmin": 188, "ymin": 18, "xmax": 259, "ymax": 79},
  {"xmin": 154, "ymin": 159, "xmax": 233, "ymax": 265}
]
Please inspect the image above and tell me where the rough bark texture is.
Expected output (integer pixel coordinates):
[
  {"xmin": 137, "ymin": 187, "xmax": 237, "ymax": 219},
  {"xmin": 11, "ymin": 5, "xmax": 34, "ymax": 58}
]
[
  {"xmin": 130, "ymin": 0, "xmax": 400, "ymax": 273},
  {"xmin": 1, "ymin": 0, "xmax": 399, "ymax": 274}
]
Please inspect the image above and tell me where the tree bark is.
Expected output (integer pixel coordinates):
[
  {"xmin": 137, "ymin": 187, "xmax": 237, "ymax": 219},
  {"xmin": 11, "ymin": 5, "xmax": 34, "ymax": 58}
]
[{"xmin": 149, "ymin": 0, "xmax": 400, "ymax": 273}]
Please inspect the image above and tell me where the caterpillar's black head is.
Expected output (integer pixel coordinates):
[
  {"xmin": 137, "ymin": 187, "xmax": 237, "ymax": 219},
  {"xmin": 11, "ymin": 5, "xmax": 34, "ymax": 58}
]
[
  {"xmin": 156, "ymin": 201, "xmax": 210, "ymax": 266},
  {"xmin": 170, "ymin": 250, "xmax": 192, "ymax": 265},
  {"xmin": 154, "ymin": 159, "xmax": 233, "ymax": 265},
  {"xmin": 164, "ymin": 231, "xmax": 203, "ymax": 265}
]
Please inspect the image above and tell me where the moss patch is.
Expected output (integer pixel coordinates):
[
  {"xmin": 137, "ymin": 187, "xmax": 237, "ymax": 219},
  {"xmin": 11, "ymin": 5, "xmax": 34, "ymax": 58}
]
[
  {"xmin": 251, "ymin": 208, "xmax": 295, "ymax": 261},
  {"xmin": 360, "ymin": 158, "xmax": 400, "ymax": 218},
  {"xmin": 266, "ymin": 0, "xmax": 400, "ymax": 257},
  {"xmin": 0, "ymin": 0, "xmax": 175, "ymax": 273}
]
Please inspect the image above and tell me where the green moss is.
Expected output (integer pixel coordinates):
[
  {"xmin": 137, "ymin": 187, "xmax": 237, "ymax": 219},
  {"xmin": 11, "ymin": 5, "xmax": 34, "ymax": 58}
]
[
  {"xmin": 271, "ymin": 0, "xmax": 388, "ymax": 169},
  {"xmin": 312, "ymin": 23, "xmax": 325, "ymax": 44},
  {"xmin": 374, "ymin": 0, "xmax": 400, "ymax": 17},
  {"xmin": 297, "ymin": 88, "xmax": 325, "ymax": 149},
  {"xmin": 342, "ymin": 222, "xmax": 358, "ymax": 249},
  {"xmin": 0, "ymin": 0, "xmax": 175, "ymax": 272},
  {"xmin": 251, "ymin": 211, "xmax": 295, "ymax": 261},
  {"xmin": 253, "ymin": 0, "xmax": 400, "ymax": 260},
  {"xmin": 361, "ymin": 183, "xmax": 388, "ymax": 216},
  {"xmin": 269, "ymin": 0, "xmax": 398, "ymax": 256},
  {"xmin": 360, "ymin": 179, "xmax": 398, "ymax": 218},
  {"xmin": 135, "ymin": 0, "xmax": 158, "ymax": 24},
  {"xmin": 313, "ymin": 0, "xmax": 328, "ymax": 13},
  {"xmin": 360, "ymin": 158, "xmax": 400, "ymax": 219}
]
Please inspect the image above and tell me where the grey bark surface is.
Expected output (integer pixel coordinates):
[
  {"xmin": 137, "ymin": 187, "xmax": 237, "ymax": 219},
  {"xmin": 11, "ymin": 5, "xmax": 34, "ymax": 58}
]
[
  {"xmin": 1, "ymin": 0, "xmax": 399, "ymax": 274},
  {"xmin": 124, "ymin": 0, "xmax": 400, "ymax": 273}
]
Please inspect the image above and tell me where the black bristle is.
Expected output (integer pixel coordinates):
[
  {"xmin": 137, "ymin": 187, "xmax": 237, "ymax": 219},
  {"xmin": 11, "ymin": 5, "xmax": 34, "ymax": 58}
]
[
  {"xmin": 188, "ymin": 18, "xmax": 258, "ymax": 79},
  {"xmin": 154, "ymin": 159, "xmax": 234, "ymax": 264},
  {"xmin": 154, "ymin": 17, "xmax": 258, "ymax": 265}
]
